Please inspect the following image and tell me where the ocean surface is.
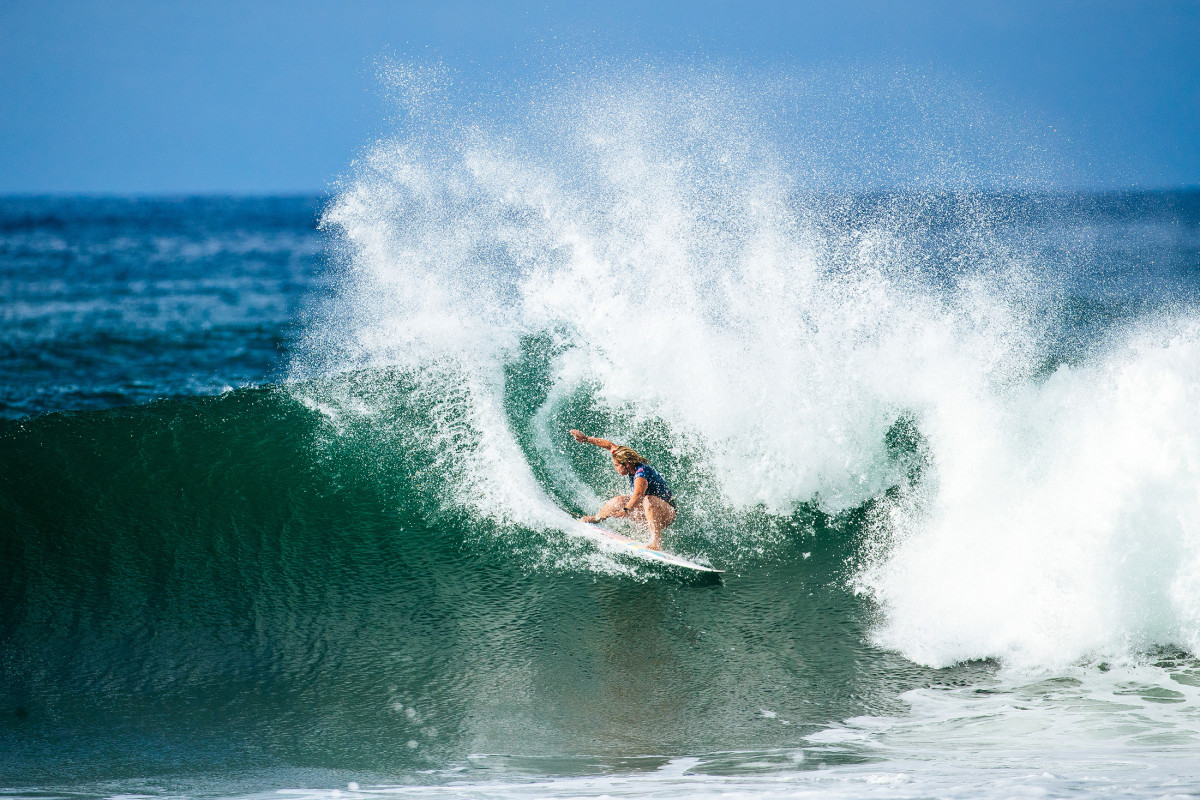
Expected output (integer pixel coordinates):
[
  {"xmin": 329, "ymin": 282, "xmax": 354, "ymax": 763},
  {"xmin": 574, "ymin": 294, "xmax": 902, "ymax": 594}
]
[{"xmin": 4, "ymin": 85, "xmax": 1200, "ymax": 798}]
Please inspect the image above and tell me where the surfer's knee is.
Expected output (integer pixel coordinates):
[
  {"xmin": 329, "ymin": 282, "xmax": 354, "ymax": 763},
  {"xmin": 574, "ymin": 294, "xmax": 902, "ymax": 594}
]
[{"xmin": 599, "ymin": 495, "xmax": 628, "ymax": 514}]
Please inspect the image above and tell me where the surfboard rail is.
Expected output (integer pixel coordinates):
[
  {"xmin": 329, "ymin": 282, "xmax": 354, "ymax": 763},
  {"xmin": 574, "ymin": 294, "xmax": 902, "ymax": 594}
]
[{"xmin": 563, "ymin": 517, "xmax": 724, "ymax": 574}]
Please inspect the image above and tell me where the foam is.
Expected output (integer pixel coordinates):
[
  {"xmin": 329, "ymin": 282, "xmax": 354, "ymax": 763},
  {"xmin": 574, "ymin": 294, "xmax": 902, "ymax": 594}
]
[
  {"xmin": 857, "ymin": 317, "xmax": 1200, "ymax": 668},
  {"xmin": 294, "ymin": 64, "xmax": 1200, "ymax": 667}
]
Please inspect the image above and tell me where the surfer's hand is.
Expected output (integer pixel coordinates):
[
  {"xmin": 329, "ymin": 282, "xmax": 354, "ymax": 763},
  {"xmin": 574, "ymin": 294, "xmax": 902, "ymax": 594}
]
[{"xmin": 569, "ymin": 429, "xmax": 587, "ymax": 443}]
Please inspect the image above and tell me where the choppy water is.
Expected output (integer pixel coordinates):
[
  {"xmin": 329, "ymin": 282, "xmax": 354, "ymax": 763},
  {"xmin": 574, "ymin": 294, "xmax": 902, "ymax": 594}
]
[{"xmin": 3, "ymin": 73, "xmax": 1200, "ymax": 799}]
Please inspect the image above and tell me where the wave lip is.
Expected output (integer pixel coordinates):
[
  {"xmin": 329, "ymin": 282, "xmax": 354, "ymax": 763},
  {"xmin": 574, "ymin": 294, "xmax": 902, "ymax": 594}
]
[{"xmin": 298, "ymin": 66, "xmax": 1200, "ymax": 670}]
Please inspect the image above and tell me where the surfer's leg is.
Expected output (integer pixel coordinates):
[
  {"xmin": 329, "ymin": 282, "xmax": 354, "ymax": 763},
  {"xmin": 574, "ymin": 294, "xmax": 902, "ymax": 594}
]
[
  {"xmin": 581, "ymin": 495, "xmax": 630, "ymax": 523},
  {"xmin": 641, "ymin": 496, "xmax": 676, "ymax": 550}
]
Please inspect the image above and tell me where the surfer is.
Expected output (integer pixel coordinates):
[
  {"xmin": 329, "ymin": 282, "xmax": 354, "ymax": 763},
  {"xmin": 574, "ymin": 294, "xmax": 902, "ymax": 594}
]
[{"xmin": 569, "ymin": 430, "xmax": 676, "ymax": 550}]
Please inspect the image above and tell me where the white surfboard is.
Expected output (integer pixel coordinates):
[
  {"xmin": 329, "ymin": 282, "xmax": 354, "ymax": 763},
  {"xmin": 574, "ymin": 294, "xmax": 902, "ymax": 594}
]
[{"xmin": 564, "ymin": 517, "xmax": 724, "ymax": 574}]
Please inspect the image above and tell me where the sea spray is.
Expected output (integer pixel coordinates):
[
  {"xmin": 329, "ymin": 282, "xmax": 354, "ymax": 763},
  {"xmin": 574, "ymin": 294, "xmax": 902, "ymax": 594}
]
[
  {"xmin": 295, "ymin": 64, "xmax": 1200, "ymax": 668},
  {"xmin": 857, "ymin": 315, "xmax": 1200, "ymax": 668},
  {"xmin": 299, "ymin": 68, "xmax": 1041, "ymax": 521}
]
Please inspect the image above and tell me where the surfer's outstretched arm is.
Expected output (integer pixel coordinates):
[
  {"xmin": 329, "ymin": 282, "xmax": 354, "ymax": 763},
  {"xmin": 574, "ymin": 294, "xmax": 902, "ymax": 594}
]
[{"xmin": 569, "ymin": 430, "xmax": 616, "ymax": 450}]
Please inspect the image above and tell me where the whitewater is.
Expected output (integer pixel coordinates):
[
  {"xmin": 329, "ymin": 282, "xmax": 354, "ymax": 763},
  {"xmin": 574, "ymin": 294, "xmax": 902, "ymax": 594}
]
[
  {"xmin": 3, "ymin": 67, "xmax": 1200, "ymax": 798},
  {"xmin": 297, "ymin": 68, "xmax": 1200, "ymax": 668}
]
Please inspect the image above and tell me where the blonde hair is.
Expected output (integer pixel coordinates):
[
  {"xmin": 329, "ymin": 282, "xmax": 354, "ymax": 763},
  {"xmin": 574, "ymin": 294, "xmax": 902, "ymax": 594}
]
[{"xmin": 609, "ymin": 446, "xmax": 647, "ymax": 468}]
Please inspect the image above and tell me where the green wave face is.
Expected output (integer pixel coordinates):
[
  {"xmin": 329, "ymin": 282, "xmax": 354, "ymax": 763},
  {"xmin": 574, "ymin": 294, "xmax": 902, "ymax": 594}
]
[{"xmin": 0, "ymin": 379, "xmax": 934, "ymax": 787}]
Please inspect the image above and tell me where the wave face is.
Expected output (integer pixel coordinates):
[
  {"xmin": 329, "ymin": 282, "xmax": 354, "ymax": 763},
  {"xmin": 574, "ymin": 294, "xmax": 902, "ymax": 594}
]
[
  {"xmin": 3, "ymin": 68, "xmax": 1200, "ymax": 792},
  {"xmin": 294, "ymin": 68, "xmax": 1200, "ymax": 672},
  {"xmin": 0, "ymin": 388, "xmax": 927, "ymax": 784}
]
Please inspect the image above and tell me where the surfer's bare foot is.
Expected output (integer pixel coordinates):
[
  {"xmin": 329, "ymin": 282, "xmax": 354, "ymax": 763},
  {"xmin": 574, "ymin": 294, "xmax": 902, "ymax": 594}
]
[
  {"xmin": 580, "ymin": 515, "xmax": 597, "ymax": 523},
  {"xmin": 648, "ymin": 537, "xmax": 662, "ymax": 550}
]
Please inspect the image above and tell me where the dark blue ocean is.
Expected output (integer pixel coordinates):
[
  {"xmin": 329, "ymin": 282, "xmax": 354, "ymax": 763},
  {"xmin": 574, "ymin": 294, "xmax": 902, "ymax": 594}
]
[
  {"xmin": 0, "ymin": 196, "xmax": 327, "ymax": 419},
  {"xmin": 3, "ymin": 95, "xmax": 1200, "ymax": 799}
]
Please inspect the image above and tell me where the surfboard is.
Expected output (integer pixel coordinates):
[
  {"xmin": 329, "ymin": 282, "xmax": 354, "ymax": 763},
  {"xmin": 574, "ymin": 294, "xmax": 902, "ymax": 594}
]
[{"xmin": 564, "ymin": 517, "xmax": 724, "ymax": 574}]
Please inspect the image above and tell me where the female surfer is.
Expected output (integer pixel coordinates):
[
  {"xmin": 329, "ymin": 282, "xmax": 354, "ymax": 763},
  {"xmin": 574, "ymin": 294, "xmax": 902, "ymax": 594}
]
[{"xmin": 569, "ymin": 429, "xmax": 676, "ymax": 550}]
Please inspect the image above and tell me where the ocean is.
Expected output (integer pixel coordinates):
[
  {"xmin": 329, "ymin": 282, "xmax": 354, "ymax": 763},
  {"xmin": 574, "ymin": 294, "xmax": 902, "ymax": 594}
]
[{"xmin": 3, "ymin": 84, "xmax": 1200, "ymax": 798}]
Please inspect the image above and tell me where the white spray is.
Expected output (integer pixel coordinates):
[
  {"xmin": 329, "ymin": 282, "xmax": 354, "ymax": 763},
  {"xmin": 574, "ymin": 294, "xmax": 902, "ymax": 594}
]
[{"xmin": 295, "ymin": 65, "xmax": 1200, "ymax": 667}]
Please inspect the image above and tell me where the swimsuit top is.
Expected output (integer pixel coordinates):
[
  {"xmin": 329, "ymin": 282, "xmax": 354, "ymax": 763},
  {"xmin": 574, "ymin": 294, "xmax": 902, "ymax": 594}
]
[{"xmin": 629, "ymin": 463, "xmax": 674, "ymax": 506}]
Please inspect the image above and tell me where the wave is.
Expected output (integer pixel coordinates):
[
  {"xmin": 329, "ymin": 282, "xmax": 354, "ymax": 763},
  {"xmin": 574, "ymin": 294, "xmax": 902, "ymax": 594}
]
[
  {"xmin": 291, "ymin": 64, "xmax": 1200, "ymax": 670},
  {"xmin": 0, "ymin": 386, "xmax": 899, "ymax": 782},
  {"xmin": 856, "ymin": 315, "xmax": 1200, "ymax": 668},
  {"xmin": 4, "ymin": 66, "xmax": 1200, "ymax": 787}
]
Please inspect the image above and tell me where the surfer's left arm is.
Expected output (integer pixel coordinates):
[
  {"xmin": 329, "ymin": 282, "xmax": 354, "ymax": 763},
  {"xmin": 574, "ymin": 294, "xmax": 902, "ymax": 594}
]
[{"xmin": 619, "ymin": 477, "xmax": 649, "ymax": 515}]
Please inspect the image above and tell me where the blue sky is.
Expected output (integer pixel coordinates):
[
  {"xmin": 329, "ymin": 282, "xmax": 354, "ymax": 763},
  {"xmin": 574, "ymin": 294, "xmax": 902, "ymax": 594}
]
[{"xmin": 1, "ymin": 0, "xmax": 1197, "ymax": 193}]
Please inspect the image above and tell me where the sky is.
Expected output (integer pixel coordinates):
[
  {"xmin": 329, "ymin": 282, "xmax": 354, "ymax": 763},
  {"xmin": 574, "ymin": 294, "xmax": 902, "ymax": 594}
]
[{"xmin": 1, "ymin": 0, "xmax": 1197, "ymax": 194}]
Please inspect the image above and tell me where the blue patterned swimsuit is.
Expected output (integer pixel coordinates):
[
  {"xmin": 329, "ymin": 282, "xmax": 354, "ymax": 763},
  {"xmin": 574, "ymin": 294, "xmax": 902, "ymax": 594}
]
[{"xmin": 629, "ymin": 463, "xmax": 674, "ymax": 507}]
